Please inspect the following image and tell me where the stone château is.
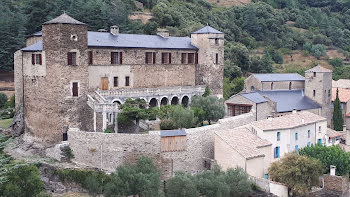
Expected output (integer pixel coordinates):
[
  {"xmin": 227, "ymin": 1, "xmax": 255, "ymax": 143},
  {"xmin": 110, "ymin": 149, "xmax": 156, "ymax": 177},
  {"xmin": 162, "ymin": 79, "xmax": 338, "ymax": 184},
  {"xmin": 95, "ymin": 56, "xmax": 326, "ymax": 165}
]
[{"xmin": 14, "ymin": 13, "xmax": 224, "ymax": 143}]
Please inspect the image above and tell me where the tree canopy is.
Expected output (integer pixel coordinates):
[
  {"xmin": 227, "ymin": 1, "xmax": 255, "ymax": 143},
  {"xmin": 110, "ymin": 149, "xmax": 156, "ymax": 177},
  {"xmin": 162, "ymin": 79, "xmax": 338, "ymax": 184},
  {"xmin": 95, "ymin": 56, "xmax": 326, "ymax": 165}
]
[{"xmin": 190, "ymin": 95, "xmax": 225, "ymax": 124}]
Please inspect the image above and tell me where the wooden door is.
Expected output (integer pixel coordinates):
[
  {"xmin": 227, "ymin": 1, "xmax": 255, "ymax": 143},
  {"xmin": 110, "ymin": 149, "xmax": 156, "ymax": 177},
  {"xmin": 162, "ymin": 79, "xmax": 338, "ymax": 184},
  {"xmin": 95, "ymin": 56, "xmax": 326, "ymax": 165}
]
[{"xmin": 101, "ymin": 77, "xmax": 109, "ymax": 90}]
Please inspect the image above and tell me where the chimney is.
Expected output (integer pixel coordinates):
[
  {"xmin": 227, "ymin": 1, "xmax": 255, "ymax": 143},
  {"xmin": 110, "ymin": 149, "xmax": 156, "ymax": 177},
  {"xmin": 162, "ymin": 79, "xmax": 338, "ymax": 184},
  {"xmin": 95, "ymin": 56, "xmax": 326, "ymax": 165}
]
[
  {"xmin": 301, "ymin": 118, "xmax": 305, "ymax": 124},
  {"xmin": 110, "ymin": 25, "xmax": 119, "ymax": 36},
  {"xmin": 157, "ymin": 28, "xmax": 169, "ymax": 38},
  {"xmin": 330, "ymin": 165, "xmax": 336, "ymax": 176},
  {"xmin": 343, "ymin": 125, "xmax": 347, "ymax": 132},
  {"xmin": 292, "ymin": 109, "xmax": 297, "ymax": 114},
  {"xmin": 267, "ymin": 115, "xmax": 273, "ymax": 121}
]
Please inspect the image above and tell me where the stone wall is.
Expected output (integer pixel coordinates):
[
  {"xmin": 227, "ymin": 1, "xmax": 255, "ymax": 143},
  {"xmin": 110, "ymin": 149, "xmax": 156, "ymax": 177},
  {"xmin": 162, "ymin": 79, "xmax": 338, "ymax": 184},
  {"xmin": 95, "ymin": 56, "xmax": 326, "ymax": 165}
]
[
  {"xmin": 249, "ymin": 176, "xmax": 288, "ymax": 197},
  {"xmin": 68, "ymin": 112, "xmax": 255, "ymax": 179},
  {"xmin": 244, "ymin": 75, "xmax": 304, "ymax": 92},
  {"xmin": 323, "ymin": 174, "xmax": 349, "ymax": 196}
]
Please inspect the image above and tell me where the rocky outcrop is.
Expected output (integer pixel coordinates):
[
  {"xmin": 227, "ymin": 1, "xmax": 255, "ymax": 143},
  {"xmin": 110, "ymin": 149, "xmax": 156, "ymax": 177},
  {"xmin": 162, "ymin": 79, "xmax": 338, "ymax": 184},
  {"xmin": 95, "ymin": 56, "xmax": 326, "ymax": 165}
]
[{"xmin": 11, "ymin": 105, "xmax": 24, "ymax": 137}]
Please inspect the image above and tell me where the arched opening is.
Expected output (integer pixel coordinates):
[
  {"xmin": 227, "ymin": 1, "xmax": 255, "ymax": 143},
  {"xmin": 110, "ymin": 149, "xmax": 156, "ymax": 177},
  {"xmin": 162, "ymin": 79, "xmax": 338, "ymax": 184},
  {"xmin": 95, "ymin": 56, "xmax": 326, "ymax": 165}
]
[
  {"xmin": 181, "ymin": 96, "xmax": 189, "ymax": 107},
  {"xmin": 113, "ymin": 100, "xmax": 121, "ymax": 105},
  {"xmin": 149, "ymin": 98, "xmax": 158, "ymax": 108},
  {"xmin": 161, "ymin": 97, "xmax": 168, "ymax": 106},
  {"xmin": 171, "ymin": 97, "xmax": 179, "ymax": 105},
  {"xmin": 251, "ymin": 86, "xmax": 255, "ymax": 91}
]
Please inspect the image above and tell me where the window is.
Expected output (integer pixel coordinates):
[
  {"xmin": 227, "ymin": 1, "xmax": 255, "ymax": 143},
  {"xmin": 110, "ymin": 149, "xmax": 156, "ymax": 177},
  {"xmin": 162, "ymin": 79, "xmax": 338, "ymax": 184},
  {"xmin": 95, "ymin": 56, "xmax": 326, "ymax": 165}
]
[
  {"xmin": 215, "ymin": 38, "xmax": 219, "ymax": 45},
  {"xmin": 188, "ymin": 53, "xmax": 195, "ymax": 64},
  {"xmin": 328, "ymin": 89, "xmax": 331, "ymax": 97},
  {"xmin": 215, "ymin": 53, "xmax": 219, "ymax": 64},
  {"xmin": 111, "ymin": 52, "xmax": 122, "ymax": 64},
  {"xmin": 308, "ymin": 142, "xmax": 311, "ymax": 147},
  {"xmin": 161, "ymin": 53, "xmax": 171, "ymax": 64},
  {"xmin": 145, "ymin": 52, "xmax": 156, "ymax": 64},
  {"xmin": 264, "ymin": 174, "xmax": 269, "ymax": 179},
  {"xmin": 274, "ymin": 146, "xmax": 280, "ymax": 158},
  {"xmin": 125, "ymin": 76, "xmax": 130, "ymax": 86},
  {"xmin": 72, "ymin": 82, "xmax": 78, "ymax": 97},
  {"xmin": 308, "ymin": 130, "xmax": 310, "ymax": 138},
  {"xmin": 289, "ymin": 82, "xmax": 292, "ymax": 90},
  {"xmin": 68, "ymin": 52, "xmax": 77, "ymax": 66},
  {"xmin": 319, "ymin": 126, "xmax": 321, "ymax": 132},
  {"xmin": 113, "ymin": 77, "xmax": 118, "ymax": 87},
  {"xmin": 227, "ymin": 104, "xmax": 252, "ymax": 116},
  {"xmin": 195, "ymin": 53, "xmax": 199, "ymax": 64},
  {"xmin": 277, "ymin": 132, "xmax": 280, "ymax": 141},
  {"xmin": 313, "ymin": 72, "xmax": 316, "ymax": 77},
  {"xmin": 251, "ymin": 86, "xmax": 255, "ymax": 91},
  {"xmin": 295, "ymin": 145, "xmax": 298, "ymax": 152},
  {"xmin": 181, "ymin": 53, "xmax": 186, "ymax": 64},
  {"xmin": 295, "ymin": 132, "xmax": 298, "ymax": 140},
  {"xmin": 313, "ymin": 90, "xmax": 316, "ymax": 97},
  {"xmin": 32, "ymin": 54, "xmax": 42, "ymax": 65},
  {"xmin": 318, "ymin": 139, "xmax": 322, "ymax": 145},
  {"xmin": 88, "ymin": 51, "xmax": 93, "ymax": 65},
  {"xmin": 271, "ymin": 82, "xmax": 274, "ymax": 90}
]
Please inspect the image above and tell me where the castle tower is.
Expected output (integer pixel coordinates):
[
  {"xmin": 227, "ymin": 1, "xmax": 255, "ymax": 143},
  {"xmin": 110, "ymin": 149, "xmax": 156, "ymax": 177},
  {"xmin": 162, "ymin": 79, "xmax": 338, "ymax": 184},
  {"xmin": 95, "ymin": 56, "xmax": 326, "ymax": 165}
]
[
  {"xmin": 304, "ymin": 65, "xmax": 332, "ymax": 126},
  {"xmin": 191, "ymin": 26, "xmax": 224, "ymax": 97},
  {"xmin": 20, "ymin": 14, "xmax": 89, "ymax": 143}
]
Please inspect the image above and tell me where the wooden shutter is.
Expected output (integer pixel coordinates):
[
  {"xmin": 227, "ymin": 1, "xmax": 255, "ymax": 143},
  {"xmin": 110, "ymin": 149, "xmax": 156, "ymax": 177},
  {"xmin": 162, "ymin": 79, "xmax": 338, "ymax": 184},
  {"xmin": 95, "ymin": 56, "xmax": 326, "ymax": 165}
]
[
  {"xmin": 88, "ymin": 51, "xmax": 93, "ymax": 65},
  {"xmin": 181, "ymin": 53, "xmax": 185, "ymax": 64},
  {"xmin": 161, "ymin": 53, "xmax": 165, "ymax": 64},
  {"xmin": 119, "ymin": 52, "xmax": 123, "ymax": 64},
  {"xmin": 169, "ymin": 53, "xmax": 172, "ymax": 64},
  {"xmin": 195, "ymin": 53, "xmax": 198, "ymax": 64},
  {"xmin": 145, "ymin": 52, "xmax": 148, "ymax": 64},
  {"xmin": 72, "ymin": 82, "xmax": 78, "ymax": 97},
  {"xmin": 32, "ymin": 54, "xmax": 35, "ymax": 65},
  {"xmin": 39, "ymin": 54, "xmax": 42, "ymax": 65},
  {"xmin": 153, "ymin": 52, "xmax": 156, "ymax": 64},
  {"xmin": 67, "ymin": 52, "xmax": 72, "ymax": 65},
  {"xmin": 111, "ymin": 52, "xmax": 114, "ymax": 64}
]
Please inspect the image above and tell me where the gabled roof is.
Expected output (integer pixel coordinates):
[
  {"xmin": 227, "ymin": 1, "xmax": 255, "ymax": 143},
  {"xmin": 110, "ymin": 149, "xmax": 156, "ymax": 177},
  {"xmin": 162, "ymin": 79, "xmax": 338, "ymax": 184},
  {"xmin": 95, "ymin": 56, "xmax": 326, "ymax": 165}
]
[
  {"xmin": 21, "ymin": 32, "xmax": 198, "ymax": 51},
  {"xmin": 241, "ymin": 92, "xmax": 267, "ymax": 104},
  {"xmin": 305, "ymin": 65, "xmax": 332, "ymax": 73},
  {"xmin": 251, "ymin": 73, "xmax": 305, "ymax": 82},
  {"xmin": 161, "ymin": 130, "xmax": 186, "ymax": 137},
  {"xmin": 252, "ymin": 111, "xmax": 326, "ymax": 131},
  {"xmin": 192, "ymin": 26, "xmax": 223, "ymax": 34},
  {"xmin": 43, "ymin": 13, "xmax": 85, "ymax": 25},
  {"xmin": 326, "ymin": 128, "xmax": 344, "ymax": 138},
  {"xmin": 215, "ymin": 128, "xmax": 272, "ymax": 160},
  {"xmin": 332, "ymin": 88, "xmax": 350, "ymax": 103},
  {"xmin": 333, "ymin": 79, "xmax": 350, "ymax": 89},
  {"xmin": 257, "ymin": 90, "xmax": 321, "ymax": 112}
]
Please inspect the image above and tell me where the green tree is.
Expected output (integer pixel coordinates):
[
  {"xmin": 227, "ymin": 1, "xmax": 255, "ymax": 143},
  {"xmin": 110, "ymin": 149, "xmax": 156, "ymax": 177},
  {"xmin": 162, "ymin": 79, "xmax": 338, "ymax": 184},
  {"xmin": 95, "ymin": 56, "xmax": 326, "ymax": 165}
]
[
  {"xmin": 104, "ymin": 157, "xmax": 161, "ymax": 197},
  {"xmin": 333, "ymin": 88, "xmax": 344, "ymax": 131},
  {"xmin": 169, "ymin": 105, "xmax": 197, "ymax": 129},
  {"xmin": 328, "ymin": 57, "xmax": 344, "ymax": 68},
  {"xmin": 299, "ymin": 145, "xmax": 350, "ymax": 176},
  {"xmin": 194, "ymin": 166, "xmax": 230, "ymax": 197},
  {"xmin": 190, "ymin": 96, "xmax": 225, "ymax": 125},
  {"xmin": 269, "ymin": 153, "xmax": 323, "ymax": 196},
  {"xmin": 0, "ymin": 164, "xmax": 44, "ymax": 197},
  {"xmin": 167, "ymin": 172, "xmax": 199, "ymax": 197},
  {"xmin": 0, "ymin": 93, "xmax": 8, "ymax": 109},
  {"xmin": 224, "ymin": 168, "xmax": 252, "ymax": 197},
  {"xmin": 224, "ymin": 61, "xmax": 243, "ymax": 81},
  {"xmin": 223, "ymin": 77, "xmax": 245, "ymax": 100},
  {"xmin": 119, "ymin": 98, "xmax": 149, "ymax": 133}
]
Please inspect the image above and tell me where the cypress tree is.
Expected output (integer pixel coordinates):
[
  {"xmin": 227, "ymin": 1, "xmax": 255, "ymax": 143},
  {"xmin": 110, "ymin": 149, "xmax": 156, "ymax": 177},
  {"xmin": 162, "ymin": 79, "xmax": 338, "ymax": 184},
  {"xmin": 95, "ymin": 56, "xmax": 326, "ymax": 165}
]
[{"xmin": 333, "ymin": 88, "xmax": 344, "ymax": 131}]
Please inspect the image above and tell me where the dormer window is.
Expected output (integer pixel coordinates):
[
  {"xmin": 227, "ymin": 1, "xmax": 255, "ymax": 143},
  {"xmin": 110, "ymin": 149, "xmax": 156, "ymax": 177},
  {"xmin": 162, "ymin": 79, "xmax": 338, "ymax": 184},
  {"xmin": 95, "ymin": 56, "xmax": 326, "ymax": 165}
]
[
  {"xmin": 67, "ymin": 52, "xmax": 77, "ymax": 66},
  {"xmin": 32, "ymin": 54, "xmax": 42, "ymax": 65}
]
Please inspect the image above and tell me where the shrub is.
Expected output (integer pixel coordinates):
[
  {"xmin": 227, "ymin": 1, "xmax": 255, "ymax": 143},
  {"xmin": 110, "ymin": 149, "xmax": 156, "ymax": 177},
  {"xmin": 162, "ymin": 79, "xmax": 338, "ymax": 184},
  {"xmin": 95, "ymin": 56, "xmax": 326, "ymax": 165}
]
[
  {"xmin": 61, "ymin": 146, "xmax": 74, "ymax": 159},
  {"xmin": 169, "ymin": 105, "xmax": 197, "ymax": 129},
  {"xmin": 104, "ymin": 128, "xmax": 113, "ymax": 133},
  {"xmin": 3, "ymin": 96, "xmax": 15, "ymax": 109},
  {"xmin": 160, "ymin": 119, "xmax": 176, "ymax": 130},
  {"xmin": 328, "ymin": 57, "xmax": 344, "ymax": 67},
  {"xmin": 0, "ymin": 93, "xmax": 7, "ymax": 109},
  {"xmin": 167, "ymin": 172, "xmax": 199, "ymax": 197}
]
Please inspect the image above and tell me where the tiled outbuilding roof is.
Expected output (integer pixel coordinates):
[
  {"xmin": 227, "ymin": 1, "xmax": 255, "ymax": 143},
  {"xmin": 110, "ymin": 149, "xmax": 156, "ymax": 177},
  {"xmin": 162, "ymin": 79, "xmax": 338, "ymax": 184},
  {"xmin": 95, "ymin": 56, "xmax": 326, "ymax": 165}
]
[
  {"xmin": 21, "ymin": 31, "xmax": 198, "ymax": 51},
  {"xmin": 257, "ymin": 90, "xmax": 321, "ymax": 112},
  {"xmin": 332, "ymin": 88, "xmax": 350, "ymax": 103},
  {"xmin": 251, "ymin": 111, "xmax": 326, "ymax": 131},
  {"xmin": 252, "ymin": 73, "xmax": 305, "ymax": 82},
  {"xmin": 305, "ymin": 65, "xmax": 332, "ymax": 73},
  {"xmin": 43, "ymin": 13, "xmax": 85, "ymax": 25},
  {"xmin": 192, "ymin": 26, "xmax": 223, "ymax": 34},
  {"xmin": 215, "ymin": 127, "xmax": 271, "ymax": 160}
]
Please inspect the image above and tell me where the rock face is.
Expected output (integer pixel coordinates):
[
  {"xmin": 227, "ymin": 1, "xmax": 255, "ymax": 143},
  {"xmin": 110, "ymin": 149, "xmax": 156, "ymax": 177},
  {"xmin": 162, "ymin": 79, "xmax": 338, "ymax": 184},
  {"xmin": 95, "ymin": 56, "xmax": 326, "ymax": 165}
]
[
  {"xmin": 45, "ymin": 142, "xmax": 71, "ymax": 162},
  {"xmin": 11, "ymin": 106, "xmax": 24, "ymax": 137}
]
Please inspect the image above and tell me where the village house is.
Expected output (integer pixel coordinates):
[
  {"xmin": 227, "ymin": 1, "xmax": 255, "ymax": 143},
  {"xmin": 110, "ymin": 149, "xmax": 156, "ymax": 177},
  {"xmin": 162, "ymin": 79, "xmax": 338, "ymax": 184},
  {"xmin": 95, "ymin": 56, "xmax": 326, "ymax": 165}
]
[
  {"xmin": 225, "ymin": 66, "xmax": 333, "ymax": 126},
  {"xmin": 215, "ymin": 111, "xmax": 332, "ymax": 178},
  {"xmin": 14, "ymin": 13, "xmax": 224, "ymax": 143}
]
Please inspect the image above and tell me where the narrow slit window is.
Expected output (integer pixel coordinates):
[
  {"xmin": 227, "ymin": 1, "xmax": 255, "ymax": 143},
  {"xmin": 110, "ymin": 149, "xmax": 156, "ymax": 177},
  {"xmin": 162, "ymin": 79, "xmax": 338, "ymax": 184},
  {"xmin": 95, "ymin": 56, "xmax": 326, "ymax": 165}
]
[
  {"xmin": 72, "ymin": 82, "xmax": 78, "ymax": 97},
  {"xmin": 125, "ymin": 76, "xmax": 130, "ymax": 86},
  {"xmin": 114, "ymin": 77, "xmax": 118, "ymax": 87},
  {"xmin": 215, "ymin": 53, "xmax": 219, "ymax": 64},
  {"xmin": 88, "ymin": 51, "xmax": 93, "ymax": 65}
]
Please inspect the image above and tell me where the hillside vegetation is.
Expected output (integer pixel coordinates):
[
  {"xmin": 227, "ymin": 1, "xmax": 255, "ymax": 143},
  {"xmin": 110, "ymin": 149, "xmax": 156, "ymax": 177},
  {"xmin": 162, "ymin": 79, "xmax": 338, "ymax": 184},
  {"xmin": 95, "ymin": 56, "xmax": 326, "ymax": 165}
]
[{"xmin": 2, "ymin": 0, "xmax": 350, "ymax": 98}]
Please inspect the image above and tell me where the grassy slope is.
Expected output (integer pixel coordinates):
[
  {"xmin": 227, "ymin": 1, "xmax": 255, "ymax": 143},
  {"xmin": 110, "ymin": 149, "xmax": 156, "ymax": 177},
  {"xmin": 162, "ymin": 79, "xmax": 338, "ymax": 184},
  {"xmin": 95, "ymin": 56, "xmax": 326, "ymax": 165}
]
[{"xmin": 0, "ymin": 118, "xmax": 12, "ymax": 129}]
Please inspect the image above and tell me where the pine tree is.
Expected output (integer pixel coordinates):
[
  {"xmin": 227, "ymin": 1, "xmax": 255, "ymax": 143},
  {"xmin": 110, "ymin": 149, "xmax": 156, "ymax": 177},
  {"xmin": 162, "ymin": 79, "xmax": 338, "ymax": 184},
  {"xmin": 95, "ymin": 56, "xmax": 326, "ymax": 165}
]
[{"xmin": 333, "ymin": 88, "xmax": 344, "ymax": 131}]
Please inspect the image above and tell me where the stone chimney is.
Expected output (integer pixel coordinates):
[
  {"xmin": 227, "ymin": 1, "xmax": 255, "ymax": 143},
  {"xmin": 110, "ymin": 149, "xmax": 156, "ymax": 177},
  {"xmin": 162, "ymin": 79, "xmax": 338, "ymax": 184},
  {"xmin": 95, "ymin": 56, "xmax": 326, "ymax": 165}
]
[
  {"xmin": 110, "ymin": 25, "xmax": 119, "ymax": 36},
  {"xmin": 157, "ymin": 28, "xmax": 169, "ymax": 38},
  {"xmin": 292, "ymin": 109, "xmax": 297, "ymax": 114},
  {"xmin": 330, "ymin": 165, "xmax": 336, "ymax": 176},
  {"xmin": 343, "ymin": 125, "xmax": 347, "ymax": 132},
  {"xmin": 267, "ymin": 115, "xmax": 273, "ymax": 121}
]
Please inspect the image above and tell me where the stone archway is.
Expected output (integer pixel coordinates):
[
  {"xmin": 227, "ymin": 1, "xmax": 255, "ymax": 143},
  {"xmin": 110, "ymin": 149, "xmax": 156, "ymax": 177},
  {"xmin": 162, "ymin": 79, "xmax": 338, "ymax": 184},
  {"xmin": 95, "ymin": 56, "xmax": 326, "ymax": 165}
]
[
  {"xmin": 182, "ymin": 96, "xmax": 189, "ymax": 107},
  {"xmin": 161, "ymin": 97, "xmax": 168, "ymax": 106},
  {"xmin": 149, "ymin": 98, "xmax": 158, "ymax": 108},
  {"xmin": 171, "ymin": 96, "xmax": 179, "ymax": 105}
]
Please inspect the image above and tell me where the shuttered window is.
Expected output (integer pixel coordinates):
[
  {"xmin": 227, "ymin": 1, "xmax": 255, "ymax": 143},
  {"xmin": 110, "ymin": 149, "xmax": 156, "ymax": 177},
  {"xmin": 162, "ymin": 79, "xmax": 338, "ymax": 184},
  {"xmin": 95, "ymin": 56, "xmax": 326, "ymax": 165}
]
[
  {"xmin": 195, "ymin": 53, "xmax": 198, "ymax": 64},
  {"xmin": 88, "ymin": 51, "xmax": 93, "ymax": 65},
  {"xmin": 68, "ymin": 52, "xmax": 77, "ymax": 66},
  {"xmin": 161, "ymin": 53, "xmax": 171, "ymax": 64},
  {"xmin": 32, "ymin": 54, "xmax": 42, "ymax": 65},
  {"xmin": 32, "ymin": 54, "xmax": 35, "ymax": 65},
  {"xmin": 188, "ymin": 53, "xmax": 194, "ymax": 64},
  {"xmin": 181, "ymin": 53, "xmax": 186, "ymax": 64},
  {"xmin": 145, "ymin": 52, "xmax": 156, "ymax": 64},
  {"xmin": 153, "ymin": 52, "xmax": 156, "ymax": 64},
  {"xmin": 72, "ymin": 82, "xmax": 78, "ymax": 97}
]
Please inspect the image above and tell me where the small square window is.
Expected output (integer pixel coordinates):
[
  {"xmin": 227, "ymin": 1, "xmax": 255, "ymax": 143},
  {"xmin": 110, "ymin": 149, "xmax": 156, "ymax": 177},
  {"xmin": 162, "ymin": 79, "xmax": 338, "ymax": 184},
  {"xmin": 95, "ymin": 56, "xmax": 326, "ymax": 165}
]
[{"xmin": 68, "ymin": 52, "xmax": 77, "ymax": 66}]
